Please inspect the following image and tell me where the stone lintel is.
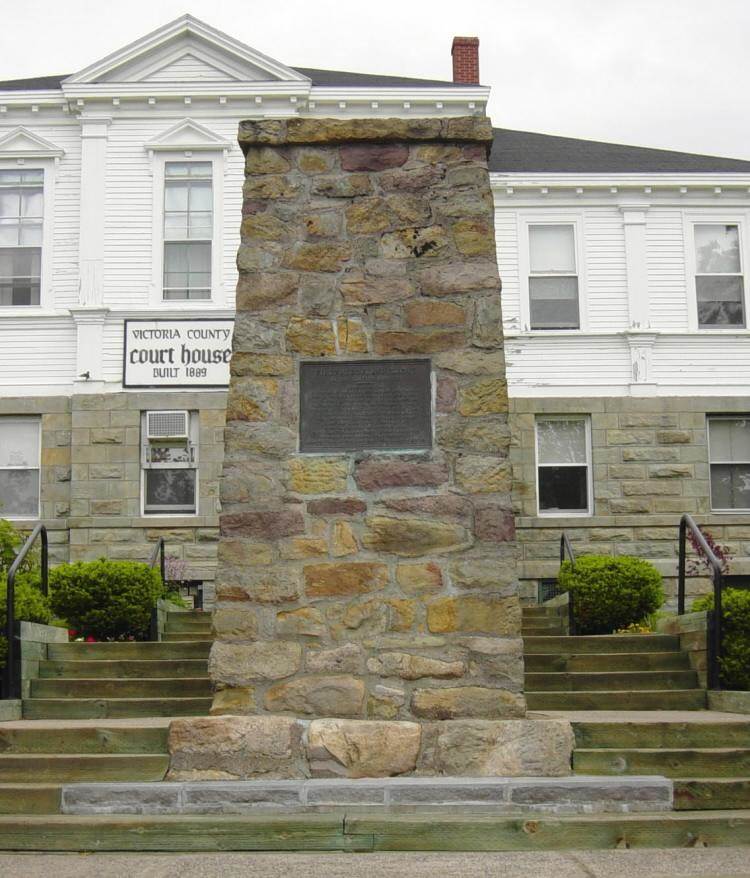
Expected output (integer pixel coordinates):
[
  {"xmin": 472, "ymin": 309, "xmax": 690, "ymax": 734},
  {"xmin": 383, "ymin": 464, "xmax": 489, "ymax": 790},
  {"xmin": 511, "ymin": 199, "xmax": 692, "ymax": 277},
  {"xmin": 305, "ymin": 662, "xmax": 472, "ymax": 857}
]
[{"xmin": 238, "ymin": 116, "xmax": 493, "ymax": 152}]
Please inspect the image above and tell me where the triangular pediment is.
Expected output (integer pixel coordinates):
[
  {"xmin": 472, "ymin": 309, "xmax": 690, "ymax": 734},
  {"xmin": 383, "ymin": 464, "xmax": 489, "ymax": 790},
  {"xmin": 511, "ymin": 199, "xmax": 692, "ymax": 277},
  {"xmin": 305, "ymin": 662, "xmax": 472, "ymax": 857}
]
[
  {"xmin": 0, "ymin": 127, "xmax": 64, "ymax": 158},
  {"xmin": 64, "ymin": 14, "xmax": 308, "ymax": 86},
  {"xmin": 145, "ymin": 119, "xmax": 232, "ymax": 152}
]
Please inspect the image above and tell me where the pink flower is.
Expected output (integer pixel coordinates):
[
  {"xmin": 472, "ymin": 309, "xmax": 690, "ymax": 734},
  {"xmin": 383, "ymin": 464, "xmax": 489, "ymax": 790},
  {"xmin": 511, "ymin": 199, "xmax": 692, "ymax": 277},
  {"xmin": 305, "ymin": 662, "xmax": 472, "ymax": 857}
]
[{"xmin": 85, "ymin": 636, "xmax": 96, "ymax": 642}]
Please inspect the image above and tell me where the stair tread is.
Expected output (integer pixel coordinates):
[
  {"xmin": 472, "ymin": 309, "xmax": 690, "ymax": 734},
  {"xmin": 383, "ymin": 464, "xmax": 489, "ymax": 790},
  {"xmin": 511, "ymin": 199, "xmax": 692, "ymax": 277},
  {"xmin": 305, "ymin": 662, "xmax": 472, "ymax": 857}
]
[{"xmin": 576, "ymin": 747, "xmax": 750, "ymax": 754}]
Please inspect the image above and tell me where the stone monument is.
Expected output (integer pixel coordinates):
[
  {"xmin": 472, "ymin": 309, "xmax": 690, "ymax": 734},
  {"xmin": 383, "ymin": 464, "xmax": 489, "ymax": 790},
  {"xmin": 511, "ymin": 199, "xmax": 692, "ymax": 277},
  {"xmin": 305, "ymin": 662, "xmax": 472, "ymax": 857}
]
[{"xmin": 168, "ymin": 117, "xmax": 573, "ymax": 780}]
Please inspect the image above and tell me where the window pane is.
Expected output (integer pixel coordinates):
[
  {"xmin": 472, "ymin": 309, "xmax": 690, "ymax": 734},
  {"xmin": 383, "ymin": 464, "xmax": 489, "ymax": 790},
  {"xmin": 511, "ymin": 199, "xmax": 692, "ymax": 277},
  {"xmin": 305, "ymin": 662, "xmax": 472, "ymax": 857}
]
[
  {"xmin": 145, "ymin": 469, "xmax": 196, "ymax": 511},
  {"xmin": 0, "ymin": 171, "xmax": 22, "ymax": 184},
  {"xmin": 711, "ymin": 463, "xmax": 750, "ymax": 510},
  {"xmin": 530, "ymin": 225, "xmax": 576, "ymax": 273},
  {"xmin": 165, "ymin": 182, "xmax": 188, "ymax": 212},
  {"xmin": 0, "ymin": 419, "xmax": 39, "ymax": 467},
  {"xmin": 0, "ymin": 217, "xmax": 19, "ymax": 246},
  {"xmin": 21, "ymin": 188, "xmax": 43, "ymax": 218},
  {"xmin": 149, "ymin": 444, "xmax": 193, "ymax": 464},
  {"xmin": 188, "ymin": 212, "xmax": 212, "ymax": 239},
  {"xmin": 695, "ymin": 224, "xmax": 741, "ymax": 273},
  {"xmin": 709, "ymin": 418, "xmax": 750, "ymax": 462},
  {"xmin": 0, "ymin": 280, "xmax": 40, "ymax": 306},
  {"xmin": 529, "ymin": 276, "xmax": 579, "ymax": 329},
  {"xmin": 165, "ymin": 163, "xmax": 190, "ymax": 178},
  {"xmin": 697, "ymin": 276, "xmax": 745, "ymax": 327},
  {"xmin": 537, "ymin": 418, "xmax": 587, "ymax": 465},
  {"xmin": 188, "ymin": 181, "xmax": 212, "ymax": 211},
  {"xmin": 0, "ymin": 189, "xmax": 20, "ymax": 219},
  {"xmin": 538, "ymin": 466, "xmax": 588, "ymax": 512},
  {"xmin": 19, "ymin": 220, "xmax": 42, "ymax": 246},
  {"xmin": 0, "ymin": 469, "xmax": 39, "ymax": 517},
  {"xmin": 0, "ymin": 248, "xmax": 41, "ymax": 278},
  {"xmin": 164, "ymin": 213, "xmax": 189, "ymax": 240}
]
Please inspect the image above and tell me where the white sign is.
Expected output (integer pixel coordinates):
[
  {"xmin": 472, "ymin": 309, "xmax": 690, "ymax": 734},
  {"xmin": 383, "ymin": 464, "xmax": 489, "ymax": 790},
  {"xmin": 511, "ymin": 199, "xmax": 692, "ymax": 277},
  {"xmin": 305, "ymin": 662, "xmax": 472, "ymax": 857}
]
[{"xmin": 124, "ymin": 319, "xmax": 234, "ymax": 387}]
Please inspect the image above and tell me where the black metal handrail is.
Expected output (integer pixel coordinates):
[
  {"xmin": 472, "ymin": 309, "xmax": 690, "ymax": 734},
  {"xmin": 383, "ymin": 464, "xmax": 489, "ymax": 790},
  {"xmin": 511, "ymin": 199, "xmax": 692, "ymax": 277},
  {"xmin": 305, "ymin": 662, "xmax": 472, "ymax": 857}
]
[
  {"xmin": 148, "ymin": 538, "xmax": 166, "ymax": 642},
  {"xmin": 677, "ymin": 513, "xmax": 723, "ymax": 690},
  {"xmin": 560, "ymin": 532, "xmax": 576, "ymax": 636},
  {"xmin": 149, "ymin": 537, "xmax": 166, "ymax": 585},
  {"xmin": 2, "ymin": 523, "xmax": 48, "ymax": 700}
]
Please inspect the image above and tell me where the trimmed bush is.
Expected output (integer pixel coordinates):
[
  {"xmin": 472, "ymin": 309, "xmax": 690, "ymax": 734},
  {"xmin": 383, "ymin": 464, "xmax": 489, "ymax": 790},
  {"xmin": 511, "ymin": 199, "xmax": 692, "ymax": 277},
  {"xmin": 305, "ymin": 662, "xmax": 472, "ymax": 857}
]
[
  {"xmin": 0, "ymin": 573, "xmax": 52, "ymax": 666},
  {"xmin": 559, "ymin": 554, "xmax": 664, "ymax": 635},
  {"xmin": 693, "ymin": 588, "xmax": 750, "ymax": 690},
  {"xmin": 49, "ymin": 560, "xmax": 165, "ymax": 641}
]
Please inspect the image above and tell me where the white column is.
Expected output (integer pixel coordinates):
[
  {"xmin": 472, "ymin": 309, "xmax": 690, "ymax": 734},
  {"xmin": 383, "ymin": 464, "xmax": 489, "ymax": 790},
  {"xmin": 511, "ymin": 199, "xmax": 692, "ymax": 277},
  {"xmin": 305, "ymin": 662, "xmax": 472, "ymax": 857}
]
[
  {"xmin": 70, "ymin": 307, "xmax": 108, "ymax": 386},
  {"xmin": 620, "ymin": 204, "xmax": 650, "ymax": 330},
  {"xmin": 78, "ymin": 115, "xmax": 111, "ymax": 307}
]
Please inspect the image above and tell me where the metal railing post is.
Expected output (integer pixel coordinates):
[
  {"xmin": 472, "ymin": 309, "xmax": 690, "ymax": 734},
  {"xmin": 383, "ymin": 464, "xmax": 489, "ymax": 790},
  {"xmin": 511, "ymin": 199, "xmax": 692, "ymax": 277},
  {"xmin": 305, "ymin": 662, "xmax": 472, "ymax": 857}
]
[
  {"xmin": 559, "ymin": 532, "xmax": 576, "ymax": 637},
  {"xmin": 3, "ymin": 524, "xmax": 48, "ymax": 700},
  {"xmin": 678, "ymin": 513, "xmax": 724, "ymax": 691}
]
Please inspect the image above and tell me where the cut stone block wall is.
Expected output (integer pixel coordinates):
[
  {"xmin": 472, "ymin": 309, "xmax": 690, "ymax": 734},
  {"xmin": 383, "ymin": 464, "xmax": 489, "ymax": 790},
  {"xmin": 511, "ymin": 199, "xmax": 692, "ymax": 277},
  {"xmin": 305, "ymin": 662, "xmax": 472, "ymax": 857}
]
[
  {"xmin": 509, "ymin": 395, "xmax": 750, "ymax": 606},
  {"xmin": 211, "ymin": 116, "xmax": 525, "ymax": 723}
]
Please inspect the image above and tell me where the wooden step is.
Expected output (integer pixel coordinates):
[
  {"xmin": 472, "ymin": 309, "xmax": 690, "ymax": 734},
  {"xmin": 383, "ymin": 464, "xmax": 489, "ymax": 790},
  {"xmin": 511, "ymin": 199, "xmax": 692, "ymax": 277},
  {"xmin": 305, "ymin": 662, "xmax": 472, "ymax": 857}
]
[
  {"xmin": 526, "ymin": 689, "xmax": 707, "ymax": 711},
  {"xmin": 162, "ymin": 633, "xmax": 213, "ymax": 642},
  {"xmin": 675, "ymin": 778, "xmax": 750, "ymax": 810},
  {"xmin": 30, "ymin": 677, "xmax": 212, "ymax": 699},
  {"xmin": 0, "ymin": 754, "xmax": 169, "ymax": 783},
  {"xmin": 0, "ymin": 724, "xmax": 168, "ymax": 754},
  {"xmin": 39, "ymin": 659, "xmax": 208, "ymax": 679},
  {"xmin": 0, "ymin": 810, "xmax": 748, "ymax": 851},
  {"xmin": 22, "ymin": 697, "xmax": 212, "ymax": 719},
  {"xmin": 0, "ymin": 785, "xmax": 61, "ymax": 815},
  {"xmin": 574, "ymin": 747, "xmax": 750, "ymax": 778},
  {"xmin": 164, "ymin": 619, "xmax": 213, "ymax": 632},
  {"xmin": 523, "ymin": 635, "xmax": 681, "ymax": 654},
  {"xmin": 573, "ymin": 721, "xmax": 750, "ymax": 750},
  {"xmin": 525, "ymin": 670, "xmax": 699, "ymax": 692},
  {"xmin": 525, "ymin": 652, "xmax": 690, "ymax": 672},
  {"xmin": 522, "ymin": 626, "xmax": 564, "ymax": 636},
  {"xmin": 48, "ymin": 641, "xmax": 211, "ymax": 660}
]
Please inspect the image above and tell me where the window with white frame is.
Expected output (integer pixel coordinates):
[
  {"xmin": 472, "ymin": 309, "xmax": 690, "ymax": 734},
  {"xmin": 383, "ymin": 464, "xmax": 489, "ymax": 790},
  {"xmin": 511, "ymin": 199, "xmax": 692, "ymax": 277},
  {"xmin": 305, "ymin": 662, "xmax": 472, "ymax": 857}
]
[
  {"xmin": 528, "ymin": 224, "xmax": 579, "ymax": 330},
  {"xmin": 0, "ymin": 169, "xmax": 43, "ymax": 306},
  {"xmin": 141, "ymin": 410, "xmax": 198, "ymax": 515},
  {"xmin": 694, "ymin": 224, "xmax": 745, "ymax": 328},
  {"xmin": 163, "ymin": 162, "xmax": 212, "ymax": 301},
  {"xmin": 0, "ymin": 418, "xmax": 40, "ymax": 518},
  {"xmin": 708, "ymin": 416, "xmax": 750, "ymax": 511},
  {"xmin": 535, "ymin": 416, "xmax": 591, "ymax": 515}
]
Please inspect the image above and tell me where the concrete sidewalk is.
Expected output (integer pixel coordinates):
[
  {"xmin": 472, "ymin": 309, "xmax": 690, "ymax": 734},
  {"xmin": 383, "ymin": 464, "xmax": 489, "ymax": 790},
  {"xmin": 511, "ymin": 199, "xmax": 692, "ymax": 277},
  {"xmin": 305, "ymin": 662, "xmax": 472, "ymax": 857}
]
[{"xmin": 2, "ymin": 849, "xmax": 750, "ymax": 878}]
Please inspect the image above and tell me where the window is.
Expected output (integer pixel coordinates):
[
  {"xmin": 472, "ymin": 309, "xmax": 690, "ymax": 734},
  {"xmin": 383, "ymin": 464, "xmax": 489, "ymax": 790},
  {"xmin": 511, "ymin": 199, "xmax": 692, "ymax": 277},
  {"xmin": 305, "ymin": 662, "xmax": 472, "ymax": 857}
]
[
  {"xmin": 708, "ymin": 416, "xmax": 750, "ymax": 511},
  {"xmin": 528, "ymin": 224, "xmax": 579, "ymax": 329},
  {"xmin": 0, "ymin": 169, "xmax": 43, "ymax": 306},
  {"xmin": 0, "ymin": 418, "xmax": 40, "ymax": 518},
  {"xmin": 163, "ymin": 162, "xmax": 212, "ymax": 301},
  {"xmin": 694, "ymin": 224, "xmax": 745, "ymax": 327},
  {"xmin": 141, "ymin": 411, "xmax": 198, "ymax": 515},
  {"xmin": 536, "ymin": 416, "xmax": 591, "ymax": 515}
]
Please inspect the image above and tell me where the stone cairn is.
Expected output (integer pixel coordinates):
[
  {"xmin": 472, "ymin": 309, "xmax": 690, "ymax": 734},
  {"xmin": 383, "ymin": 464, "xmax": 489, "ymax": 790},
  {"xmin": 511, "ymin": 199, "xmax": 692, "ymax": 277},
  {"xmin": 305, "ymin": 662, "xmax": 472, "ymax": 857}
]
[{"xmin": 169, "ymin": 117, "xmax": 573, "ymax": 780}]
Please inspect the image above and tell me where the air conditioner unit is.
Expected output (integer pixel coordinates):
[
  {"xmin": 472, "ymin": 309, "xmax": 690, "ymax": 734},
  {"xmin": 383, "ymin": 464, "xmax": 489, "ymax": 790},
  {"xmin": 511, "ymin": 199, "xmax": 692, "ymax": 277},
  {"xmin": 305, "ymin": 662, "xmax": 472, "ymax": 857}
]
[{"xmin": 146, "ymin": 410, "xmax": 189, "ymax": 440}]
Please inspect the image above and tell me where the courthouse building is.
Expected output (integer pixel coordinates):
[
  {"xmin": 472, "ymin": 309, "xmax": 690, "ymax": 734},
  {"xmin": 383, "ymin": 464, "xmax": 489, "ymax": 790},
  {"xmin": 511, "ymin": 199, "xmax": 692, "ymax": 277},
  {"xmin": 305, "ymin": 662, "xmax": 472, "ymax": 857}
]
[{"xmin": 1, "ymin": 14, "xmax": 750, "ymax": 605}]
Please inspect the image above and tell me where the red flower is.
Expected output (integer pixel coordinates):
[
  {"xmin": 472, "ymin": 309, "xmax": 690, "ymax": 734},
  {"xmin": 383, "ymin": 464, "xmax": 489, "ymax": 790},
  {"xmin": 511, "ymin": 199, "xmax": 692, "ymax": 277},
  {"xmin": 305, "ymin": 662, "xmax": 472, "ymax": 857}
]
[
  {"xmin": 85, "ymin": 636, "xmax": 97, "ymax": 642},
  {"xmin": 68, "ymin": 630, "xmax": 78, "ymax": 638}
]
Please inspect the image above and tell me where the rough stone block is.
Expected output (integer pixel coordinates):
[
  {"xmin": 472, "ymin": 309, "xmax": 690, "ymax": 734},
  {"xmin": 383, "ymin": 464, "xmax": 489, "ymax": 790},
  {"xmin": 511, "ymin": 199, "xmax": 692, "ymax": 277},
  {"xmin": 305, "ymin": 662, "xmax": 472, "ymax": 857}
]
[
  {"xmin": 362, "ymin": 516, "xmax": 470, "ymax": 557},
  {"xmin": 411, "ymin": 687, "xmax": 526, "ymax": 720},
  {"xmin": 419, "ymin": 719, "xmax": 573, "ymax": 775},
  {"xmin": 209, "ymin": 641, "xmax": 302, "ymax": 686},
  {"xmin": 307, "ymin": 718, "xmax": 421, "ymax": 777},
  {"xmin": 167, "ymin": 716, "xmax": 306, "ymax": 780},
  {"xmin": 265, "ymin": 675, "xmax": 366, "ymax": 717}
]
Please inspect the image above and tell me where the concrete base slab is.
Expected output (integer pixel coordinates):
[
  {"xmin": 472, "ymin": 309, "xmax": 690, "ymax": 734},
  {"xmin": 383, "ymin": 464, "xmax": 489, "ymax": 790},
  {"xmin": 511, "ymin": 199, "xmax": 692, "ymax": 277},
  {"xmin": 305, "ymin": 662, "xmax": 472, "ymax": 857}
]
[{"xmin": 61, "ymin": 775, "xmax": 673, "ymax": 816}]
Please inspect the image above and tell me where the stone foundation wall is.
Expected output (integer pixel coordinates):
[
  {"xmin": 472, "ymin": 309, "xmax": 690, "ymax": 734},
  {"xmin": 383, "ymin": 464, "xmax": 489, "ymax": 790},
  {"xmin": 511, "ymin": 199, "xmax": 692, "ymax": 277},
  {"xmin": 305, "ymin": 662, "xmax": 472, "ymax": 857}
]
[
  {"xmin": 510, "ymin": 395, "xmax": 750, "ymax": 606},
  {"xmin": 211, "ymin": 116, "xmax": 525, "ymax": 723}
]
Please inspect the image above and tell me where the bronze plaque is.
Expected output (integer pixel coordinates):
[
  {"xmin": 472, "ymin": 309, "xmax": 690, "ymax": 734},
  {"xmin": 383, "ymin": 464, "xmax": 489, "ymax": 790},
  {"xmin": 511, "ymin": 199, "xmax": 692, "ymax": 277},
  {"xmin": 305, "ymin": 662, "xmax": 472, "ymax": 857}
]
[{"xmin": 300, "ymin": 359, "xmax": 432, "ymax": 453}]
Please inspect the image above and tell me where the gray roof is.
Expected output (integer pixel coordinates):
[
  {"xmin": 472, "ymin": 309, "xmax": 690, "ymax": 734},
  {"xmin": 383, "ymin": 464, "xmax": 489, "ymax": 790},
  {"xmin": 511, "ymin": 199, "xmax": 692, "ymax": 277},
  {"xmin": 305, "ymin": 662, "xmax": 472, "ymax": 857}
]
[
  {"xmin": 2, "ymin": 72, "xmax": 750, "ymax": 172},
  {"xmin": 489, "ymin": 127, "xmax": 750, "ymax": 173},
  {"xmin": 0, "ymin": 69, "xmax": 463, "ymax": 90}
]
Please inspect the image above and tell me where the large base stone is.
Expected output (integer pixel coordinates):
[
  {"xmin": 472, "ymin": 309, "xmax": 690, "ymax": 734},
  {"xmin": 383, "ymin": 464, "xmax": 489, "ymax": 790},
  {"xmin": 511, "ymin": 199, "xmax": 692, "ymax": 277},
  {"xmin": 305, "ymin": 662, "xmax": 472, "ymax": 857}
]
[{"xmin": 165, "ymin": 716, "xmax": 574, "ymax": 780}]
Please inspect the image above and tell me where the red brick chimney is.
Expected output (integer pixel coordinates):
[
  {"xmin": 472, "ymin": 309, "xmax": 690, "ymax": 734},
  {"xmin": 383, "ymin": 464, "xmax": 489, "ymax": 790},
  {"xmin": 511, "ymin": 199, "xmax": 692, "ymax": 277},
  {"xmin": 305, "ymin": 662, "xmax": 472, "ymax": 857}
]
[{"xmin": 451, "ymin": 36, "xmax": 480, "ymax": 84}]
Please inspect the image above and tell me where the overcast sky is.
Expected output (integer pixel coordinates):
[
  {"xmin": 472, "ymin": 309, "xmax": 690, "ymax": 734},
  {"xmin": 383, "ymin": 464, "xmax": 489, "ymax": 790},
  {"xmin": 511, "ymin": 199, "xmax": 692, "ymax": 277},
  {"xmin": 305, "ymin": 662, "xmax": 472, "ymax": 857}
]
[{"xmin": 3, "ymin": 0, "xmax": 749, "ymax": 160}]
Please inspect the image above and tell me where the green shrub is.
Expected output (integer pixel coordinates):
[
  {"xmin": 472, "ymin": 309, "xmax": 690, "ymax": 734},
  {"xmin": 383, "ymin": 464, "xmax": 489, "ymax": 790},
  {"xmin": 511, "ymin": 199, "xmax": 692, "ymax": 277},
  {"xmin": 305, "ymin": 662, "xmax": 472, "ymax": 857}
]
[
  {"xmin": 0, "ymin": 572, "xmax": 52, "ymax": 667},
  {"xmin": 559, "ymin": 555, "xmax": 665, "ymax": 635},
  {"xmin": 693, "ymin": 588, "xmax": 750, "ymax": 690},
  {"xmin": 49, "ymin": 560, "xmax": 165, "ymax": 641}
]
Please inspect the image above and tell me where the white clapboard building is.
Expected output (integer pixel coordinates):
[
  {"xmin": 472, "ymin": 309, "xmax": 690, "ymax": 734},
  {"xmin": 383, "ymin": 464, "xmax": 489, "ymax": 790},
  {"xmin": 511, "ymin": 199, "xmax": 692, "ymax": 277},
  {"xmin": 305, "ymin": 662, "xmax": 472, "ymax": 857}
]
[{"xmin": 1, "ymin": 13, "xmax": 750, "ymax": 602}]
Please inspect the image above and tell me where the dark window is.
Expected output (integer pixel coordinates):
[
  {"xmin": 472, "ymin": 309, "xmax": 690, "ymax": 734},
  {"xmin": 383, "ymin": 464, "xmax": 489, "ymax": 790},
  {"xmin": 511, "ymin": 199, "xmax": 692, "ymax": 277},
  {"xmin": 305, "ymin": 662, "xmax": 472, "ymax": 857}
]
[{"xmin": 536, "ymin": 416, "xmax": 591, "ymax": 514}]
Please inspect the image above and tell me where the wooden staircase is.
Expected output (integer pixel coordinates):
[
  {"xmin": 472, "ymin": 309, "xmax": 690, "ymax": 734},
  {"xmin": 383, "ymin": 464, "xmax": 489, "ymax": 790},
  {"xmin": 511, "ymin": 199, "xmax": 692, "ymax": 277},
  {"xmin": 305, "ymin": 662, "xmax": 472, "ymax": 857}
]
[
  {"xmin": 522, "ymin": 604, "xmax": 750, "ymax": 813},
  {"xmin": 0, "ymin": 610, "xmax": 212, "ymax": 814}
]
